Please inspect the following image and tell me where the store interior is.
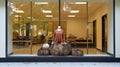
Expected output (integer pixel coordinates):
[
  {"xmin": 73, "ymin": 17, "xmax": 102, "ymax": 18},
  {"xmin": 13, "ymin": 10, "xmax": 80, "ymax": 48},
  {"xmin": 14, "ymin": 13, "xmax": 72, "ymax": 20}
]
[{"xmin": 7, "ymin": 0, "xmax": 114, "ymax": 56}]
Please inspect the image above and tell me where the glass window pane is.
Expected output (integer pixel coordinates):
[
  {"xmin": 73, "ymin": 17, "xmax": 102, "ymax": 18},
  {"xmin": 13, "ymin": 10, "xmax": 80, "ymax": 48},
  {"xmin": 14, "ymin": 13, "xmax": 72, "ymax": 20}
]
[
  {"xmin": 8, "ymin": 1, "xmax": 32, "ymax": 55},
  {"xmin": 88, "ymin": 0, "xmax": 113, "ymax": 56},
  {"xmin": 7, "ymin": 0, "xmax": 114, "ymax": 57},
  {"xmin": 61, "ymin": 0, "xmax": 88, "ymax": 55},
  {"xmin": 31, "ymin": 1, "xmax": 59, "ymax": 54}
]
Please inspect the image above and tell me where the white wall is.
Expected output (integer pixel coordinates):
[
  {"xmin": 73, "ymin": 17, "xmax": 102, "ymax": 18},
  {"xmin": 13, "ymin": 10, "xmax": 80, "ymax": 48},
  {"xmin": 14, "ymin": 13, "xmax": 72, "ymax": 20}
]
[
  {"xmin": 0, "ymin": 0, "xmax": 6, "ymax": 58},
  {"xmin": 66, "ymin": 19, "xmax": 87, "ymax": 39},
  {"xmin": 89, "ymin": 5, "xmax": 106, "ymax": 50},
  {"xmin": 115, "ymin": 0, "xmax": 120, "ymax": 58}
]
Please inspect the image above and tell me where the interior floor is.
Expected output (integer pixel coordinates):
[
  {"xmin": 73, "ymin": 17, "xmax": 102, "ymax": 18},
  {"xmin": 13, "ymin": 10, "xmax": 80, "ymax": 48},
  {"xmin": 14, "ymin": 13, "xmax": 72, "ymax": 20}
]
[{"xmin": 12, "ymin": 44, "xmax": 107, "ymax": 55}]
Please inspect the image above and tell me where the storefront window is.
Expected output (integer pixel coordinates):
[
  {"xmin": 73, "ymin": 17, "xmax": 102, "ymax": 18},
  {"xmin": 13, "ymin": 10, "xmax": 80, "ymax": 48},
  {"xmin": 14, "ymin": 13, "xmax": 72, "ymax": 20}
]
[{"xmin": 7, "ymin": 0, "xmax": 114, "ymax": 57}]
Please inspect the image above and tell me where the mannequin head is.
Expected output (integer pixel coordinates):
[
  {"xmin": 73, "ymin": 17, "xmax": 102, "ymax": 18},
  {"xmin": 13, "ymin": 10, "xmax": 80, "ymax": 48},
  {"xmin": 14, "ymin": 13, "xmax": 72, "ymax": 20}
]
[
  {"xmin": 57, "ymin": 26, "xmax": 61, "ymax": 31},
  {"xmin": 58, "ymin": 26, "xmax": 61, "ymax": 29}
]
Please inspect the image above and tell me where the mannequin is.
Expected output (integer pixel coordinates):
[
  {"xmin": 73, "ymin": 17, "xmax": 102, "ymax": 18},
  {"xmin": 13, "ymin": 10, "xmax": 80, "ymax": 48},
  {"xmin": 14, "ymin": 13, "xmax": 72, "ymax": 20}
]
[
  {"xmin": 52, "ymin": 26, "xmax": 65, "ymax": 44},
  {"xmin": 50, "ymin": 26, "xmax": 71, "ymax": 56}
]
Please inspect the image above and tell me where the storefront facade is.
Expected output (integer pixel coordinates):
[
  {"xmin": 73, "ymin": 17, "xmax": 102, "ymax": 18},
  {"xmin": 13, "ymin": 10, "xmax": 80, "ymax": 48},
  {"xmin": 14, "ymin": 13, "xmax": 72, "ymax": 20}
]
[{"xmin": 0, "ymin": 0, "xmax": 120, "ymax": 62}]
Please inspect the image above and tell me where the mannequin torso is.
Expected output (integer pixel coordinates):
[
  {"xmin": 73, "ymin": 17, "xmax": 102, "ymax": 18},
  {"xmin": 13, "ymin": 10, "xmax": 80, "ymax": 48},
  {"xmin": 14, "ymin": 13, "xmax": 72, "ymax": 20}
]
[{"xmin": 52, "ymin": 26, "xmax": 65, "ymax": 44}]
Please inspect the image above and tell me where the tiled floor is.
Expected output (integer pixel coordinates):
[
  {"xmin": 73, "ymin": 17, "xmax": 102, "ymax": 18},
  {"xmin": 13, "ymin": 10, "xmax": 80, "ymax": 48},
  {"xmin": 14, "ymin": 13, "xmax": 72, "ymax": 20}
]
[{"xmin": 13, "ymin": 44, "xmax": 107, "ymax": 55}]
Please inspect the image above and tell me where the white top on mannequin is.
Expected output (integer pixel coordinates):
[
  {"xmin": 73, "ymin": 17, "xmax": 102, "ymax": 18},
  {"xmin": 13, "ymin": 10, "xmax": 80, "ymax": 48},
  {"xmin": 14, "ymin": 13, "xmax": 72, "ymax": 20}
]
[{"xmin": 57, "ymin": 26, "xmax": 62, "ymax": 31}]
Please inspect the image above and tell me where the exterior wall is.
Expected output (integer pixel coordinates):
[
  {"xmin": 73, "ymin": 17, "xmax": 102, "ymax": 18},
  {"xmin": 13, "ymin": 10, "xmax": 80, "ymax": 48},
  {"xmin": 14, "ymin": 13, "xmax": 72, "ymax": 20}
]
[
  {"xmin": 0, "ymin": 0, "xmax": 6, "ymax": 58},
  {"xmin": 115, "ymin": 0, "xmax": 120, "ymax": 58}
]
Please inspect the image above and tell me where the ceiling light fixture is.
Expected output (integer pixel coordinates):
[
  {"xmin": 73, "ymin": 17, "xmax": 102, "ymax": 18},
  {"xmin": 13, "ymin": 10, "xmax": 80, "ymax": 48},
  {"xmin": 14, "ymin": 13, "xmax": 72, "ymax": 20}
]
[
  {"xmin": 42, "ymin": 10, "xmax": 52, "ymax": 13},
  {"xmin": 70, "ymin": 10, "xmax": 79, "ymax": 13},
  {"xmin": 14, "ymin": 15, "xmax": 21, "ymax": 17},
  {"xmin": 35, "ymin": 2, "xmax": 48, "ymax": 5},
  {"xmin": 27, "ymin": 17, "xmax": 34, "ymax": 19},
  {"xmin": 15, "ymin": 10, "xmax": 24, "ymax": 13},
  {"xmin": 68, "ymin": 15, "xmax": 76, "ymax": 17},
  {"xmin": 45, "ymin": 15, "xmax": 53, "ymax": 17},
  {"xmin": 75, "ymin": 2, "xmax": 87, "ymax": 4}
]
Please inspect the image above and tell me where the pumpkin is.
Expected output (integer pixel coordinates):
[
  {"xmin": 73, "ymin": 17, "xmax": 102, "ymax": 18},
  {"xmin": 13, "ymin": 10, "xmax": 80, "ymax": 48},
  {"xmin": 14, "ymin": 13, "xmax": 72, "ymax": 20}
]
[
  {"xmin": 37, "ymin": 48, "xmax": 49, "ymax": 56},
  {"xmin": 72, "ymin": 49, "xmax": 83, "ymax": 56},
  {"xmin": 50, "ymin": 43, "xmax": 72, "ymax": 56}
]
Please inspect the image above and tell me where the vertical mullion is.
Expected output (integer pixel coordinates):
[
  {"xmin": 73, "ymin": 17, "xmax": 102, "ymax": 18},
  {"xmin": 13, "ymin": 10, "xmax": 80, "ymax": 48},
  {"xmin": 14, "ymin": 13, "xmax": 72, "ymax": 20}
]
[
  {"xmin": 86, "ymin": 2, "xmax": 89, "ymax": 54},
  {"xmin": 30, "ymin": 1, "xmax": 33, "ymax": 54},
  {"xmin": 113, "ymin": 0, "xmax": 115, "ymax": 57},
  {"xmin": 59, "ymin": 0, "xmax": 61, "ymax": 26}
]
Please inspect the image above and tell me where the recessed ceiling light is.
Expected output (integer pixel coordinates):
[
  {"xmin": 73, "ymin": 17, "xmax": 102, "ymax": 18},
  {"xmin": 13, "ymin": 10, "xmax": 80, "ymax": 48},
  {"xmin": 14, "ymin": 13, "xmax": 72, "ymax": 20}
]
[
  {"xmin": 75, "ymin": 2, "xmax": 87, "ymax": 4},
  {"xmin": 45, "ymin": 15, "xmax": 53, "ymax": 17},
  {"xmin": 70, "ymin": 10, "xmax": 79, "ymax": 13},
  {"xmin": 68, "ymin": 15, "xmax": 76, "ymax": 17},
  {"xmin": 27, "ymin": 17, "xmax": 33, "ymax": 19},
  {"xmin": 35, "ymin": 2, "xmax": 48, "ymax": 5},
  {"xmin": 42, "ymin": 10, "xmax": 52, "ymax": 13},
  {"xmin": 15, "ymin": 10, "xmax": 24, "ymax": 13},
  {"xmin": 14, "ymin": 15, "xmax": 21, "ymax": 17}
]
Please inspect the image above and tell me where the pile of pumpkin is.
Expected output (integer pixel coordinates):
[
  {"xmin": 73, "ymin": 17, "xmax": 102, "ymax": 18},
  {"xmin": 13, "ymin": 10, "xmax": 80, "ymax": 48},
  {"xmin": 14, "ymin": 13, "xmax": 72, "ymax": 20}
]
[{"xmin": 37, "ymin": 43, "xmax": 83, "ymax": 56}]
